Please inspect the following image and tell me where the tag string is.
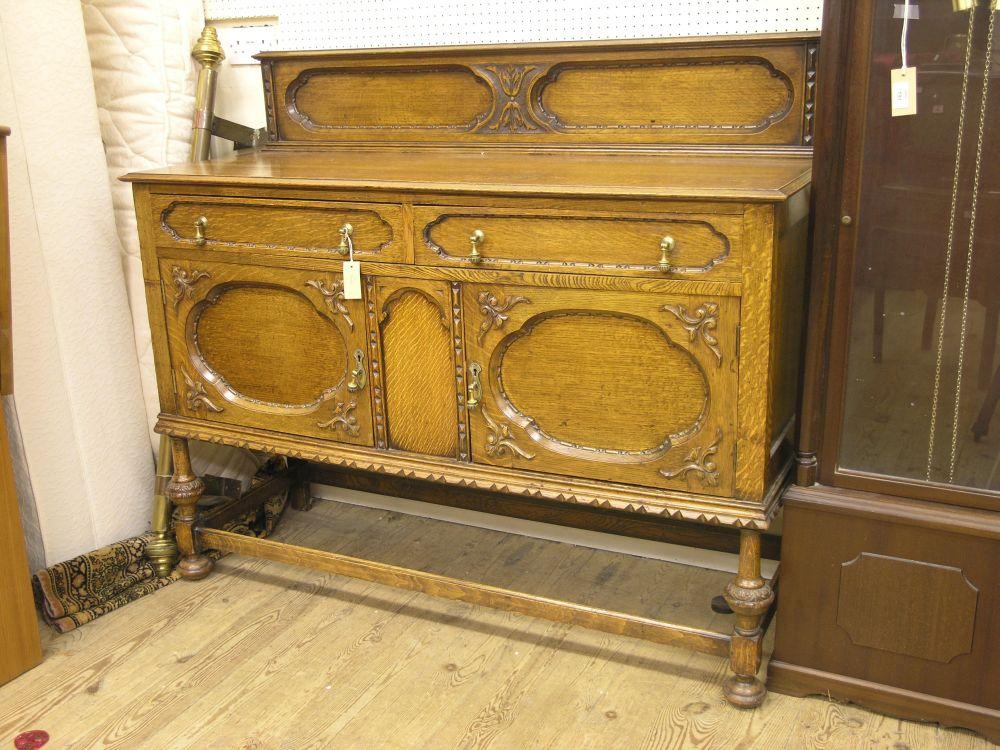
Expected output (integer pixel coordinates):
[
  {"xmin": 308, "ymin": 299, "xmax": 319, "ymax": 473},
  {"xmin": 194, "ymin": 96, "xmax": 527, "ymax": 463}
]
[{"xmin": 901, "ymin": 0, "xmax": 910, "ymax": 68}]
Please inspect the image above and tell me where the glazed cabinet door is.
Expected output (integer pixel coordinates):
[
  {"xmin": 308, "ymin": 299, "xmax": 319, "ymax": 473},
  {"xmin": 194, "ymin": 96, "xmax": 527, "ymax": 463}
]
[
  {"xmin": 463, "ymin": 284, "xmax": 738, "ymax": 496},
  {"xmin": 161, "ymin": 258, "xmax": 374, "ymax": 445}
]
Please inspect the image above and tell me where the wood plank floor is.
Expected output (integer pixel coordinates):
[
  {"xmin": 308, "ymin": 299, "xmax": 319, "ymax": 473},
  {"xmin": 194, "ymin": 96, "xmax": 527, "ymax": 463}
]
[{"xmin": 0, "ymin": 499, "xmax": 991, "ymax": 749}]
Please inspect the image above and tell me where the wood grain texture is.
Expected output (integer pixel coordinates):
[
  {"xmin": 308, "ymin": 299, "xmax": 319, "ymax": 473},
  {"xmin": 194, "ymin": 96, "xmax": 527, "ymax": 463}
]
[
  {"xmin": 198, "ymin": 527, "xmax": 732, "ymax": 657},
  {"xmin": 464, "ymin": 283, "xmax": 739, "ymax": 496},
  {"xmin": 256, "ymin": 35, "xmax": 814, "ymax": 147},
  {"xmin": 374, "ymin": 278, "xmax": 458, "ymax": 457},
  {"xmin": 0, "ymin": 500, "xmax": 991, "ymax": 748},
  {"xmin": 837, "ymin": 553, "xmax": 978, "ymax": 664},
  {"xmin": 160, "ymin": 258, "xmax": 373, "ymax": 445},
  {"xmin": 773, "ymin": 485, "xmax": 1000, "ymax": 728},
  {"xmin": 415, "ymin": 205, "xmax": 743, "ymax": 280},
  {"xmin": 123, "ymin": 148, "xmax": 813, "ymax": 202},
  {"xmin": 152, "ymin": 195, "xmax": 405, "ymax": 262}
]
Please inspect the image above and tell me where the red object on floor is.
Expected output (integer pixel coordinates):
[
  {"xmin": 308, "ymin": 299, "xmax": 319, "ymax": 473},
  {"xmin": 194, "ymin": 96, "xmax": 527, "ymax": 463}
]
[{"xmin": 13, "ymin": 731, "xmax": 48, "ymax": 749}]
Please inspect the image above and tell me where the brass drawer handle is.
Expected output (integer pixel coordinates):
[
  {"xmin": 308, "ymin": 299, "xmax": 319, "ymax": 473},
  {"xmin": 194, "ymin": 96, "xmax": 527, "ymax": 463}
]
[
  {"xmin": 468, "ymin": 229, "xmax": 485, "ymax": 264},
  {"xmin": 658, "ymin": 236, "xmax": 676, "ymax": 273},
  {"xmin": 338, "ymin": 223, "xmax": 354, "ymax": 256},
  {"xmin": 194, "ymin": 216, "xmax": 208, "ymax": 246},
  {"xmin": 347, "ymin": 349, "xmax": 366, "ymax": 392},
  {"xmin": 466, "ymin": 362, "xmax": 482, "ymax": 409}
]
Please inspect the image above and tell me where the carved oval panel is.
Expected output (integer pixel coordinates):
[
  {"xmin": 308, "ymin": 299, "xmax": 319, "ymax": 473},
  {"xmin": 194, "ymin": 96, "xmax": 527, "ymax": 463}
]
[
  {"xmin": 496, "ymin": 312, "xmax": 707, "ymax": 456},
  {"xmin": 537, "ymin": 58, "xmax": 793, "ymax": 133},
  {"xmin": 288, "ymin": 66, "xmax": 491, "ymax": 130},
  {"xmin": 192, "ymin": 284, "xmax": 347, "ymax": 409}
]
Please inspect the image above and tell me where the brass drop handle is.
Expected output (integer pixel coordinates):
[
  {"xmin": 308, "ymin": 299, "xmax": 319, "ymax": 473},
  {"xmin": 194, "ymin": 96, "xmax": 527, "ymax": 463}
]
[
  {"xmin": 466, "ymin": 362, "xmax": 482, "ymax": 409},
  {"xmin": 194, "ymin": 216, "xmax": 208, "ymax": 246},
  {"xmin": 658, "ymin": 235, "xmax": 676, "ymax": 273},
  {"xmin": 347, "ymin": 349, "xmax": 366, "ymax": 392},
  {"xmin": 338, "ymin": 223, "xmax": 354, "ymax": 256},
  {"xmin": 468, "ymin": 229, "xmax": 485, "ymax": 264}
]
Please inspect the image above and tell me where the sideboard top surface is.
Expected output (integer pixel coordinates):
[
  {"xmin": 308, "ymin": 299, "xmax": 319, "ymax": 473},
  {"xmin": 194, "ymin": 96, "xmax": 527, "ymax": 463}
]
[{"xmin": 123, "ymin": 148, "xmax": 812, "ymax": 202}]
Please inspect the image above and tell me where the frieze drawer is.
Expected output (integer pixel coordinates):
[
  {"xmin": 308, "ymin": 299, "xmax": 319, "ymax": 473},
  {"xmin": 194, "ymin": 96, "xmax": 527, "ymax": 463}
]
[
  {"xmin": 414, "ymin": 206, "xmax": 742, "ymax": 280},
  {"xmin": 153, "ymin": 195, "xmax": 406, "ymax": 262}
]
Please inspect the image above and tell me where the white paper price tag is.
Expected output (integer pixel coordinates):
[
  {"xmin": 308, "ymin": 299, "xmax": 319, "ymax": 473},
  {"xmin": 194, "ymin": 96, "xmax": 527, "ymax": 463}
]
[
  {"xmin": 891, "ymin": 67, "xmax": 917, "ymax": 117},
  {"xmin": 343, "ymin": 261, "xmax": 362, "ymax": 299}
]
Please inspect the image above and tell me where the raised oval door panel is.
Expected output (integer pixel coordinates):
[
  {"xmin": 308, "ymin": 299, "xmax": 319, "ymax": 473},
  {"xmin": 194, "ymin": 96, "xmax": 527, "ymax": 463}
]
[
  {"xmin": 463, "ymin": 284, "xmax": 737, "ymax": 496},
  {"xmin": 161, "ymin": 259, "xmax": 374, "ymax": 445}
]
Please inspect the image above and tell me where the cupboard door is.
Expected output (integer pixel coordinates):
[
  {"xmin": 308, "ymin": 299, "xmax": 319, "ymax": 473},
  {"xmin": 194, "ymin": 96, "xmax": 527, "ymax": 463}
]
[
  {"xmin": 370, "ymin": 277, "xmax": 464, "ymax": 458},
  {"xmin": 463, "ymin": 284, "xmax": 738, "ymax": 495},
  {"xmin": 162, "ymin": 259, "xmax": 374, "ymax": 445}
]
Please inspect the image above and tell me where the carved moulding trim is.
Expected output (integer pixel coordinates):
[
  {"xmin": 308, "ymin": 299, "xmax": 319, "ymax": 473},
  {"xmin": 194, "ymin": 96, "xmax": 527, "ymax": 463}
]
[
  {"xmin": 378, "ymin": 287, "xmax": 450, "ymax": 329},
  {"xmin": 366, "ymin": 278, "xmax": 388, "ymax": 450},
  {"xmin": 306, "ymin": 278, "xmax": 354, "ymax": 330},
  {"xmin": 186, "ymin": 281, "xmax": 345, "ymax": 416},
  {"xmin": 159, "ymin": 201, "xmax": 395, "ymax": 256},
  {"xmin": 802, "ymin": 42, "xmax": 818, "ymax": 146},
  {"xmin": 663, "ymin": 302, "xmax": 723, "ymax": 365},
  {"xmin": 171, "ymin": 266, "xmax": 210, "ymax": 311},
  {"xmin": 285, "ymin": 65, "xmax": 492, "ymax": 132},
  {"xmin": 317, "ymin": 399, "xmax": 360, "ymax": 436},
  {"xmin": 451, "ymin": 282, "xmax": 471, "ymax": 461},
  {"xmin": 660, "ymin": 428, "xmax": 724, "ymax": 488},
  {"xmin": 534, "ymin": 56, "xmax": 795, "ymax": 134},
  {"xmin": 422, "ymin": 213, "xmax": 732, "ymax": 275},
  {"xmin": 493, "ymin": 310, "xmax": 709, "ymax": 464},
  {"xmin": 476, "ymin": 289, "xmax": 530, "ymax": 343},
  {"xmin": 157, "ymin": 414, "xmax": 775, "ymax": 528}
]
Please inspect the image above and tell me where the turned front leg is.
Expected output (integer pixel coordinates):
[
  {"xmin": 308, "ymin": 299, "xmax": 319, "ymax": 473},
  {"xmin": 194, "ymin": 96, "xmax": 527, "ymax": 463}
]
[
  {"xmin": 166, "ymin": 437, "xmax": 213, "ymax": 580},
  {"xmin": 722, "ymin": 529, "xmax": 773, "ymax": 708}
]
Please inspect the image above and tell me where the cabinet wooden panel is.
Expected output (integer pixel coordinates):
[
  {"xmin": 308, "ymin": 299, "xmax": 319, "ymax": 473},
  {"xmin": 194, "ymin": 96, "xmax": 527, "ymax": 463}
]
[
  {"xmin": 161, "ymin": 258, "xmax": 373, "ymax": 445},
  {"xmin": 414, "ymin": 205, "xmax": 741, "ymax": 280},
  {"xmin": 152, "ymin": 195, "xmax": 406, "ymax": 262},
  {"xmin": 370, "ymin": 277, "xmax": 463, "ymax": 458},
  {"xmin": 261, "ymin": 37, "xmax": 813, "ymax": 147},
  {"xmin": 463, "ymin": 283, "xmax": 738, "ymax": 495}
]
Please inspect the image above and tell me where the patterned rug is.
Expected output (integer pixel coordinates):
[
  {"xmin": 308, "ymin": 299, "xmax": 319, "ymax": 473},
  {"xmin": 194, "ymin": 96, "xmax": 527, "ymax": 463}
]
[{"xmin": 31, "ymin": 459, "xmax": 290, "ymax": 633}]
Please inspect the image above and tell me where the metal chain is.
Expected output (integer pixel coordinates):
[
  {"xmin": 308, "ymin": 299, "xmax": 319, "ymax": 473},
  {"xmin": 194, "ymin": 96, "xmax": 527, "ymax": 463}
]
[
  {"xmin": 947, "ymin": 6, "xmax": 997, "ymax": 482},
  {"xmin": 926, "ymin": 7, "xmax": 977, "ymax": 481}
]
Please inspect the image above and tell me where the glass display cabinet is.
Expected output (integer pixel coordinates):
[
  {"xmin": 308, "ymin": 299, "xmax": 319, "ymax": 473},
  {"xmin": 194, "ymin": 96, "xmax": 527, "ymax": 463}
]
[{"xmin": 769, "ymin": 0, "xmax": 999, "ymax": 741}]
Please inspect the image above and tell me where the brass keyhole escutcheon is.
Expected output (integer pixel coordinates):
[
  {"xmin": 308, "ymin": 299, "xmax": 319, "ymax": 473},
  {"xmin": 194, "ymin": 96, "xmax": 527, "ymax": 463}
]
[
  {"xmin": 467, "ymin": 361, "xmax": 482, "ymax": 409},
  {"xmin": 194, "ymin": 216, "xmax": 208, "ymax": 246},
  {"xmin": 347, "ymin": 348, "xmax": 366, "ymax": 392},
  {"xmin": 468, "ymin": 229, "xmax": 485, "ymax": 264}
]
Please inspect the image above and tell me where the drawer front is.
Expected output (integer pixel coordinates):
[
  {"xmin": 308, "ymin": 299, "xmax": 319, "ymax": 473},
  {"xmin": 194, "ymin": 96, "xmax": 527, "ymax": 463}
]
[
  {"xmin": 153, "ymin": 195, "xmax": 406, "ymax": 262},
  {"xmin": 462, "ymin": 283, "xmax": 739, "ymax": 495},
  {"xmin": 414, "ymin": 206, "xmax": 741, "ymax": 280},
  {"xmin": 160, "ymin": 258, "xmax": 374, "ymax": 445}
]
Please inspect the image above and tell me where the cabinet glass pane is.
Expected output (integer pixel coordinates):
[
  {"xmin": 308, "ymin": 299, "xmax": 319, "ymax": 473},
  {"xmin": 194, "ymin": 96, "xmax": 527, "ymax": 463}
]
[{"xmin": 838, "ymin": 0, "xmax": 999, "ymax": 492}]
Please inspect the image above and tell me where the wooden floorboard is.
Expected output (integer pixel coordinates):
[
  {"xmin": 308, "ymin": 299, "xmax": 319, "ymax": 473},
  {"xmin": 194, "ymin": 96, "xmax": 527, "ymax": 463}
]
[{"xmin": 0, "ymin": 498, "xmax": 991, "ymax": 749}]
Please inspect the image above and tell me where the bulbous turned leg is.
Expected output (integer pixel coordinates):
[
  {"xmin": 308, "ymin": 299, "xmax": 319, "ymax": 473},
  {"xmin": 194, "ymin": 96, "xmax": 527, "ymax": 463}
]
[
  {"xmin": 166, "ymin": 437, "xmax": 213, "ymax": 580},
  {"xmin": 722, "ymin": 529, "xmax": 774, "ymax": 708}
]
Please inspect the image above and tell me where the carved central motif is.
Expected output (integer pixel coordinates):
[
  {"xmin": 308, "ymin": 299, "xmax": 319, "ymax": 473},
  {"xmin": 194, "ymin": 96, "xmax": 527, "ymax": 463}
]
[
  {"xmin": 471, "ymin": 64, "xmax": 548, "ymax": 134},
  {"xmin": 660, "ymin": 429, "xmax": 723, "ymax": 487},
  {"xmin": 477, "ymin": 290, "xmax": 530, "ymax": 343},
  {"xmin": 482, "ymin": 407, "xmax": 535, "ymax": 460},
  {"xmin": 171, "ymin": 266, "xmax": 210, "ymax": 310},
  {"xmin": 663, "ymin": 302, "xmax": 722, "ymax": 365},
  {"xmin": 317, "ymin": 399, "xmax": 359, "ymax": 435},
  {"xmin": 306, "ymin": 278, "xmax": 354, "ymax": 330}
]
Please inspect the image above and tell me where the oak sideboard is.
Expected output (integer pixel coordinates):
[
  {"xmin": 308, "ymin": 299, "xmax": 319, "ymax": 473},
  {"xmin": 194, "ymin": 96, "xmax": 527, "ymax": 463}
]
[{"xmin": 126, "ymin": 33, "xmax": 815, "ymax": 707}]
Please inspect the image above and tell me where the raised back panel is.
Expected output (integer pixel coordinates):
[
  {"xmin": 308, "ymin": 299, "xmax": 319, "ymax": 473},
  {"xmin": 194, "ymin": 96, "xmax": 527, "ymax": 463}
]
[{"xmin": 258, "ymin": 33, "xmax": 818, "ymax": 149}]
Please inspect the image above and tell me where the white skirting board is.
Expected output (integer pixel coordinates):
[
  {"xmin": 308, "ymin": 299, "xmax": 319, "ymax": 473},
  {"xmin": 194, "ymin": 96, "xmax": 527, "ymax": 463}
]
[{"xmin": 310, "ymin": 483, "xmax": 779, "ymax": 578}]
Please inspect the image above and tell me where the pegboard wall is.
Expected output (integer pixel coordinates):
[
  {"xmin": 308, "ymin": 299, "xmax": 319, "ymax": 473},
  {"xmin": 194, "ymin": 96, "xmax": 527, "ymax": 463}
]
[{"xmin": 203, "ymin": 0, "xmax": 822, "ymax": 51}]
